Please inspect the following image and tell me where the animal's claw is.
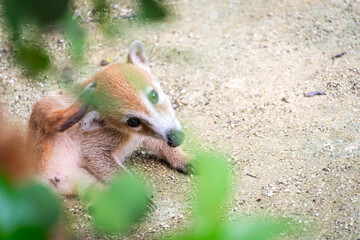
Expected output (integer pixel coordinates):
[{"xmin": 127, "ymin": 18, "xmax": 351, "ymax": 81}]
[{"xmin": 175, "ymin": 163, "xmax": 196, "ymax": 175}]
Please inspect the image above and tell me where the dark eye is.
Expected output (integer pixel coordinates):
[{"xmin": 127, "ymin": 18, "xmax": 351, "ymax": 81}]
[
  {"xmin": 148, "ymin": 89, "xmax": 159, "ymax": 104},
  {"xmin": 127, "ymin": 118, "xmax": 141, "ymax": 128}
]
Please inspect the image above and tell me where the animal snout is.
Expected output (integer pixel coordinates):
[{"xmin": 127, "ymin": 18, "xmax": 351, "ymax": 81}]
[{"xmin": 166, "ymin": 129, "xmax": 185, "ymax": 147}]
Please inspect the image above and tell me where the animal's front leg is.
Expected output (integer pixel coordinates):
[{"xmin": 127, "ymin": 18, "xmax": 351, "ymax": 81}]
[
  {"xmin": 141, "ymin": 137, "xmax": 191, "ymax": 174},
  {"xmin": 111, "ymin": 135, "xmax": 142, "ymax": 175}
]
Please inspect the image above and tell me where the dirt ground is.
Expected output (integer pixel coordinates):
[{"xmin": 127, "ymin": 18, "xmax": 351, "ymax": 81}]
[{"xmin": 1, "ymin": 0, "xmax": 360, "ymax": 239}]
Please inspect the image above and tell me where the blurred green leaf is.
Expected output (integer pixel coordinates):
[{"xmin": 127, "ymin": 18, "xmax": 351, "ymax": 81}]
[
  {"xmin": 0, "ymin": 174, "xmax": 16, "ymax": 234},
  {"xmin": 16, "ymin": 182, "xmax": 61, "ymax": 229},
  {"xmin": 1, "ymin": 0, "xmax": 69, "ymax": 31},
  {"xmin": 70, "ymin": 82, "xmax": 117, "ymax": 112},
  {"xmin": 1, "ymin": 0, "xmax": 81, "ymax": 69},
  {"xmin": 15, "ymin": 43, "xmax": 50, "ymax": 74},
  {"xmin": 166, "ymin": 151, "xmax": 299, "ymax": 240},
  {"xmin": 138, "ymin": 0, "xmax": 168, "ymax": 21},
  {"xmin": 28, "ymin": 0, "xmax": 69, "ymax": 25},
  {"xmin": 194, "ymin": 152, "xmax": 230, "ymax": 233},
  {"xmin": 0, "ymin": 174, "xmax": 61, "ymax": 239},
  {"xmin": 60, "ymin": 13, "xmax": 85, "ymax": 62},
  {"xmin": 172, "ymin": 219, "xmax": 294, "ymax": 240},
  {"xmin": 91, "ymin": 0, "xmax": 110, "ymax": 24},
  {"xmin": 85, "ymin": 174, "xmax": 150, "ymax": 234},
  {"xmin": 217, "ymin": 219, "xmax": 292, "ymax": 240},
  {"xmin": 10, "ymin": 226, "xmax": 47, "ymax": 240},
  {"xmin": 1, "ymin": 0, "xmax": 23, "ymax": 38}
]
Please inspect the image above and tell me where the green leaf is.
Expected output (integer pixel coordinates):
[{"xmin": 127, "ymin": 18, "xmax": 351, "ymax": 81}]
[
  {"xmin": 59, "ymin": 13, "xmax": 85, "ymax": 62},
  {"xmin": 91, "ymin": 0, "xmax": 110, "ymax": 24},
  {"xmin": 1, "ymin": 0, "xmax": 23, "ymax": 38},
  {"xmin": 217, "ymin": 219, "xmax": 291, "ymax": 240},
  {"xmin": 10, "ymin": 225, "xmax": 47, "ymax": 240},
  {"xmin": 1, "ymin": 0, "xmax": 69, "ymax": 33},
  {"xmin": 85, "ymin": 174, "xmax": 150, "ymax": 234},
  {"xmin": 0, "ymin": 174, "xmax": 16, "ymax": 235},
  {"xmin": 15, "ymin": 43, "xmax": 50, "ymax": 74},
  {"xmin": 0, "ymin": 175, "xmax": 60, "ymax": 239},
  {"xmin": 138, "ymin": 0, "xmax": 168, "ymax": 21},
  {"xmin": 28, "ymin": 0, "xmax": 69, "ymax": 25},
  {"xmin": 16, "ymin": 182, "xmax": 61, "ymax": 229},
  {"xmin": 148, "ymin": 90, "xmax": 159, "ymax": 104},
  {"xmin": 194, "ymin": 152, "xmax": 230, "ymax": 233}
]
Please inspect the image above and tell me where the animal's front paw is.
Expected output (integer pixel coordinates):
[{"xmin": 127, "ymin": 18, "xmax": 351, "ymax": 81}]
[
  {"xmin": 174, "ymin": 162, "xmax": 196, "ymax": 175},
  {"xmin": 184, "ymin": 162, "xmax": 196, "ymax": 175}
]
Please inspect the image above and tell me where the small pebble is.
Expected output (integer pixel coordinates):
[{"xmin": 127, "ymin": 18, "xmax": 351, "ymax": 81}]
[
  {"xmin": 281, "ymin": 97, "xmax": 289, "ymax": 103},
  {"xmin": 100, "ymin": 59, "xmax": 109, "ymax": 66},
  {"xmin": 332, "ymin": 52, "xmax": 345, "ymax": 60}
]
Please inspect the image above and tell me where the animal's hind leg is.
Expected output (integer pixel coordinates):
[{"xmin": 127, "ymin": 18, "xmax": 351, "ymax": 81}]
[
  {"xmin": 28, "ymin": 82, "xmax": 97, "ymax": 191},
  {"xmin": 28, "ymin": 82, "xmax": 97, "ymax": 135}
]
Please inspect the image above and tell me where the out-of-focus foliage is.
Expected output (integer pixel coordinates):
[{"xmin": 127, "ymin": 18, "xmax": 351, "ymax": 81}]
[
  {"xmin": 1, "ymin": 0, "xmax": 72, "ymax": 74},
  {"xmin": 194, "ymin": 152, "xmax": 230, "ymax": 234},
  {"xmin": 0, "ymin": 115, "xmax": 62, "ymax": 239},
  {"xmin": 59, "ymin": 12, "xmax": 85, "ymax": 63},
  {"xmin": 83, "ymin": 174, "xmax": 150, "ymax": 234},
  {"xmin": 0, "ymin": 1, "xmax": 170, "ymax": 238},
  {"xmin": 165, "ymin": 151, "xmax": 298, "ymax": 240},
  {"xmin": 0, "ymin": 111, "xmax": 150, "ymax": 239},
  {"xmin": 0, "ymin": 1, "xmax": 303, "ymax": 239},
  {"xmin": 15, "ymin": 43, "xmax": 50, "ymax": 74},
  {"xmin": 1, "ymin": 0, "xmax": 69, "ymax": 34},
  {"xmin": 0, "ymin": 173, "xmax": 61, "ymax": 240},
  {"xmin": 0, "ymin": 0, "xmax": 170, "ymax": 76},
  {"xmin": 91, "ymin": 0, "xmax": 110, "ymax": 23},
  {"xmin": 139, "ymin": 0, "xmax": 168, "ymax": 21}
]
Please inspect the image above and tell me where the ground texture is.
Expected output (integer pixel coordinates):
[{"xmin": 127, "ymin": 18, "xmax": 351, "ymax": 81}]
[{"xmin": 1, "ymin": 0, "xmax": 360, "ymax": 239}]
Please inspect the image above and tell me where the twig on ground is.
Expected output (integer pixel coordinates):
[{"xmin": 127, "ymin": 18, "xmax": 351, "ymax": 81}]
[{"xmin": 304, "ymin": 91, "xmax": 326, "ymax": 97}]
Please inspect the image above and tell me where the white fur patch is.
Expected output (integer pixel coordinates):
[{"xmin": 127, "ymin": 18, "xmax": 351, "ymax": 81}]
[
  {"xmin": 128, "ymin": 40, "xmax": 151, "ymax": 74},
  {"xmin": 135, "ymin": 87, "xmax": 182, "ymax": 141}
]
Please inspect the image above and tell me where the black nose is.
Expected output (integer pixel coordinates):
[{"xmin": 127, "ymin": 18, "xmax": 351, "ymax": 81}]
[{"xmin": 166, "ymin": 130, "xmax": 185, "ymax": 147}]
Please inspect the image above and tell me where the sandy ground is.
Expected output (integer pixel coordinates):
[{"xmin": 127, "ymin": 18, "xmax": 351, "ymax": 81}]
[{"xmin": 1, "ymin": 0, "xmax": 360, "ymax": 239}]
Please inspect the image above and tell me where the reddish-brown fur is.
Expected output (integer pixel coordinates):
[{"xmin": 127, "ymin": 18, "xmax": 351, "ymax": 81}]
[
  {"xmin": 28, "ymin": 92, "xmax": 100, "ymax": 195},
  {"xmin": 89, "ymin": 64, "xmax": 150, "ymax": 113},
  {"xmin": 27, "ymin": 41, "xmax": 189, "ymax": 195},
  {"xmin": 0, "ymin": 111, "xmax": 33, "ymax": 181}
]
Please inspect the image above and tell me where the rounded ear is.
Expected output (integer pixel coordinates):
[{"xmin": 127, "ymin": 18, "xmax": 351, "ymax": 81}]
[{"xmin": 127, "ymin": 40, "xmax": 151, "ymax": 73}]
